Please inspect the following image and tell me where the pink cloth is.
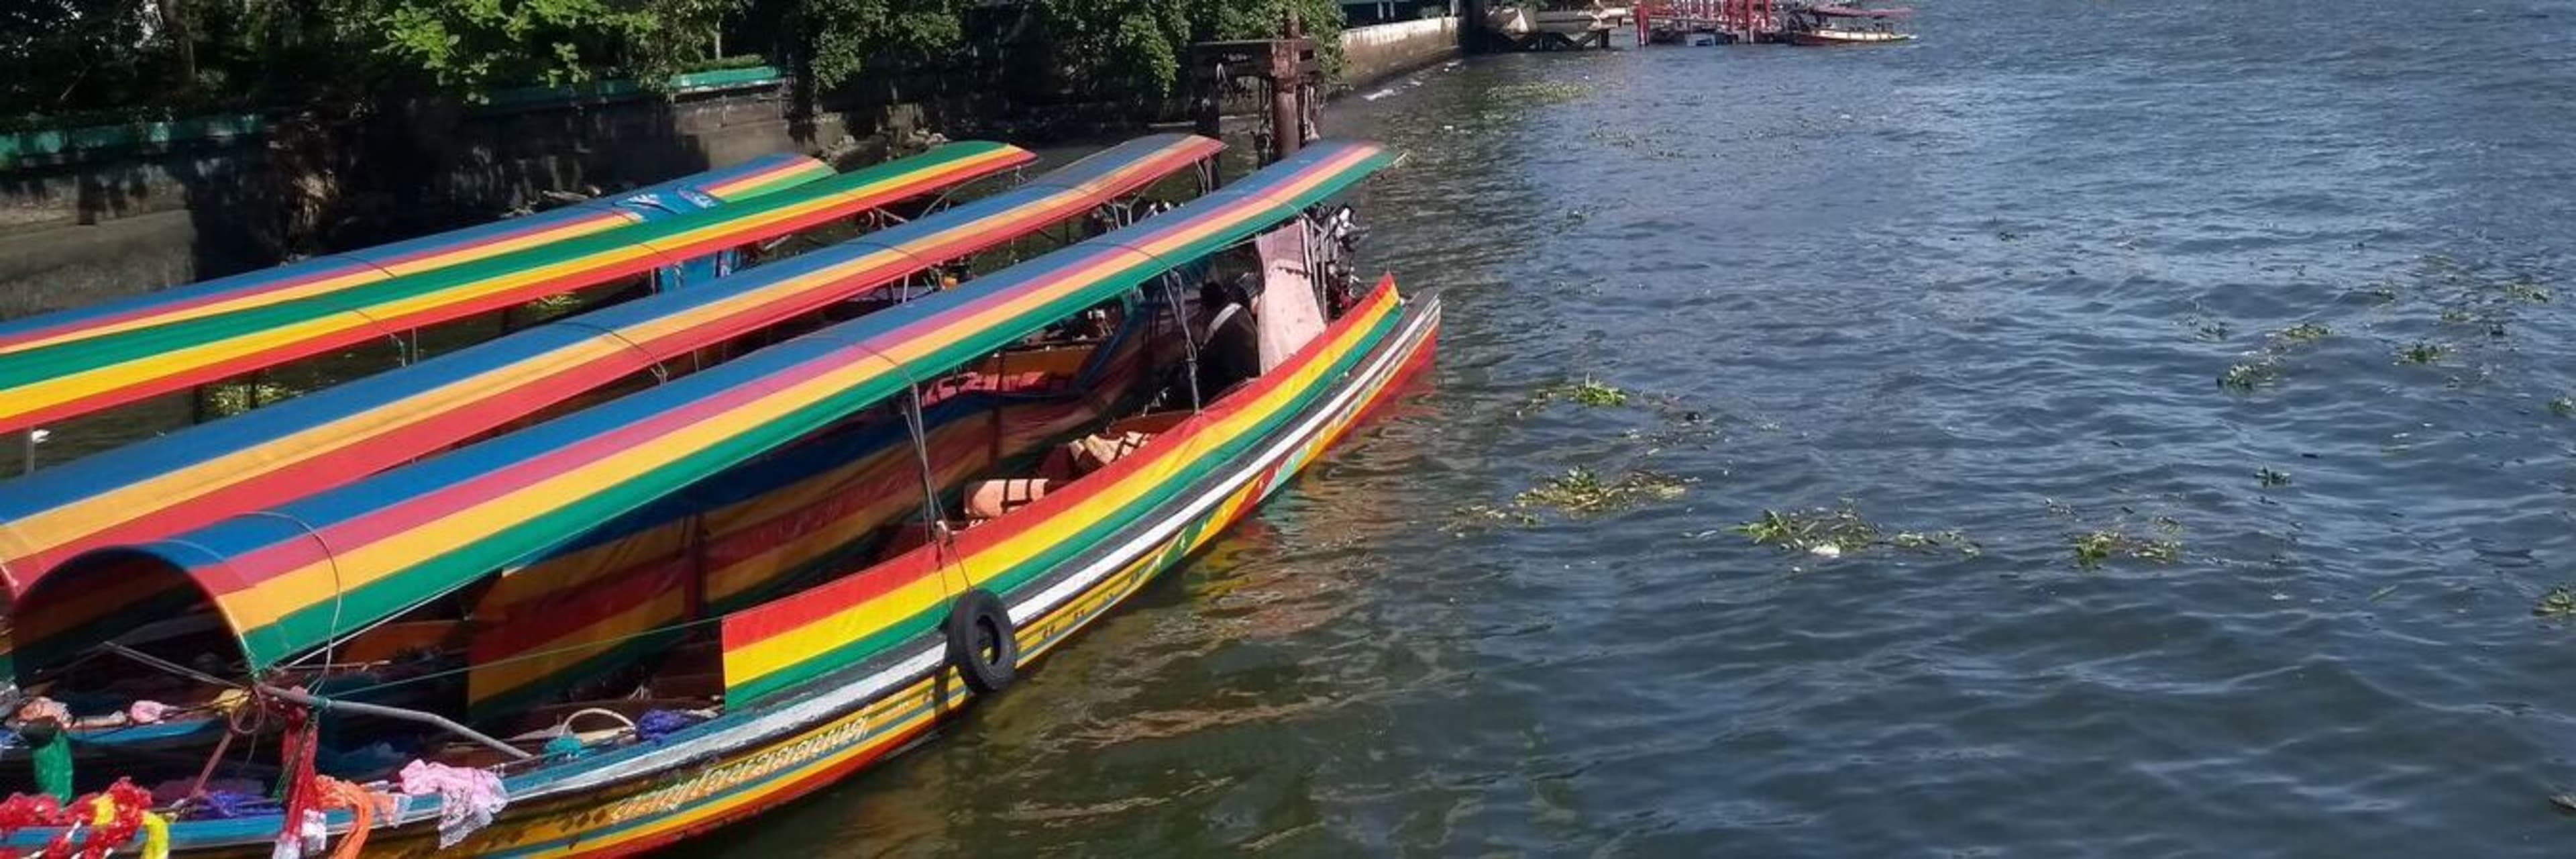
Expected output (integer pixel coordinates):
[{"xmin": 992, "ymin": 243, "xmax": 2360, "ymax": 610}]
[
  {"xmin": 125, "ymin": 701, "xmax": 168, "ymax": 725},
  {"xmin": 396, "ymin": 760, "xmax": 508, "ymax": 849}
]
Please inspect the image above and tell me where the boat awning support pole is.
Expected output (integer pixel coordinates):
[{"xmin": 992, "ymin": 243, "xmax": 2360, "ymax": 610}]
[
  {"xmin": 1159, "ymin": 274, "xmax": 1205, "ymax": 412},
  {"xmin": 900, "ymin": 383, "xmax": 962, "ymax": 597},
  {"xmin": 257, "ymin": 685, "xmax": 533, "ymax": 762}
]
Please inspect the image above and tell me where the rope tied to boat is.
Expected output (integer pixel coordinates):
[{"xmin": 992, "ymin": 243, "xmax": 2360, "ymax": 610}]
[{"xmin": 267, "ymin": 699, "xmax": 392, "ymax": 859}]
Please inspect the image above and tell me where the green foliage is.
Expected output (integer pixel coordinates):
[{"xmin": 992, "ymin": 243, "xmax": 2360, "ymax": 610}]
[
  {"xmin": 797, "ymin": 0, "xmax": 963, "ymax": 90},
  {"xmin": 373, "ymin": 0, "xmax": 749, "ymax": 98},
  {"xmin": 6, "ymin": 0, "xmax": 1356, "ymax": 123},
  {"xmin": 1034, "ymin": 0, "xmax": 1343, "ymax": 100}
]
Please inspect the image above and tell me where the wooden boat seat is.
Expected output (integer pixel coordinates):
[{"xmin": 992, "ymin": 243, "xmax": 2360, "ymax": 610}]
[
  {"xmin": 1106, "ymin": 411, "xmax": 1189, "ymax": 436},
  {"xmin": 965, "ymin": 478, "xmax": 1050, "ymax": 519},
  {"xmin": 1065, "ymin": 430, "xmax": 1155, "ymax": 474}
]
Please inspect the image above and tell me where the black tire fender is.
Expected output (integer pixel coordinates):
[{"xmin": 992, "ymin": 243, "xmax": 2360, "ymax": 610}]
[{"xmin": 944, "ymin": 589, "xmax": 1019, "ymax": 695}]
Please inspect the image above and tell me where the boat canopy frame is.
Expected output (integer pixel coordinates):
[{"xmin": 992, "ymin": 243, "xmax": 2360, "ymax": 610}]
[{"xmin": 11, "ymin": 141, "xmax": 1394, "ymax": 690}]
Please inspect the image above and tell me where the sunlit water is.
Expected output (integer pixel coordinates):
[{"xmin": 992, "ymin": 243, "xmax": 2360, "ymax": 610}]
[{"xmin": 647, "ymin": 1, "xmax": 2576, "ymax": 854}]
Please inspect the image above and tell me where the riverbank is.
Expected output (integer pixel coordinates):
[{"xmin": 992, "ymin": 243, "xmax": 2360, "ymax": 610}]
[{"xmin": 0, "ymin": 16, "xmax": 1470, "ymax": 323}]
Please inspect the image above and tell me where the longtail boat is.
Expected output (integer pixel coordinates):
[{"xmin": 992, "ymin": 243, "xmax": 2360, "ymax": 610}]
[
  {"xmin": 0, "ymin": 136, "xmax": 1222, "ymax": 744},
  {"xmin": 1783, "ymin": 2, "xmax": 1914, "ymax": 44},
  {"xmin": 0, "ymin": 139, "xmax": 1434, "ymax": 856},
  {"xmin": 0, "ymin": 143, "xmax": 1034, "ymax": 439}
]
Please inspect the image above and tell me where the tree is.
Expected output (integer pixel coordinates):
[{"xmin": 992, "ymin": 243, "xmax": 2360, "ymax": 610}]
[
  {"xmin": 1030, "ymin": 0, "xmax": 1342, "ymax": 101},
  {"xmin": 791, "ymin": 0, "xmax": 963, "ymax": 90}
]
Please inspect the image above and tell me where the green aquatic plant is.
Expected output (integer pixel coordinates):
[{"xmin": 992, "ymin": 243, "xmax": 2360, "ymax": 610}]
[
  {"xmin": 1449, "ymin": 467, "xmax": 1695, "ymax": 532},
  {"xmin": 2439, "ymin": 307, "xmax": 2478, "ymax": 323},
  {"xmin": 2504, "ymin": 279, "xmax": 2553, "ymax": 304},
  {"xmin": 2257, "ymin": 468, "xmax": 2291, "ymax": 488},
  {"xmin": 2536, "ymin": 585, "xmax": 2576, "ymax": 619},
  {"xmin": 2219, "ymin": 359, "xmax": 2282, "ymax": 393},
  {"xmin": 2273, "ymin": 322, "xmax": 2331, "ymax": 345},
  {"xmin": 1734, "ymin": 503, "xmax": 1876, "ymax": 552},
  {"xmin": 1569, "ymin": 378, "xmax": 1629, "ymax": 407},
  {"xmin": 2551, "ymin": 397, "xmax": 2575, "ymax": 417},
  {"xmin": 1448, "ymin": 503, "xmax": 1540, "ymax": 532},
  {"xmin": 1519, "ymin": 377, "xmax": 1641, "ymax": 414},
  {"xmin": 2396, "ymin": 342, "xmax": 2451, "ymax": 365},
  {"xmin": 2069, "ymin": 526, "xmax": 2183, "ymax": 569},
  {"xmin": 1516, "ymin": 468, "xmax": 1689, "ymax": 515},
  {"xmin": 1888, "ymin": 529, "xmax": 1982, "ymax": 556},
  {"xmin": 1728, "ymin": 503, "xmax": 1979, "ymax": 558}
]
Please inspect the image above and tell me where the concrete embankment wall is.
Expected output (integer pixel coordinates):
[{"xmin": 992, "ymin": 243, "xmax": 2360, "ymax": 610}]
[{"xmin": 1340, "ymin": 17, "xmax": 1464, "ymax": 90}]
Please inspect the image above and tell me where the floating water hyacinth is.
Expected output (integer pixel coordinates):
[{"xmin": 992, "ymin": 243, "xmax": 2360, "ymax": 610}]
[
  {"xmin": 2535, "ymin": 585, "xmax": 2576, "ymax": 619},
  {"xmin": 2396, "ymin": 341, "xmax": 2451, "ymax": 365},
  {"xmin": 1520, "ymin": 377, "xmax": 1634, "ymax": 413},
  {"xmin": 1725, "ymin": 502, "xmax": 1980, "ymax": 558},
  {"xmin": 2070, "ymin": 526, "xmax": 2184, "ymax": 569},
  {"xmin": 1515, "ymin": 467, "xmax": 1690, "ymax": 515},
  {"xmin": 2273, "ymin": 322, "xmax": 2331, "ymax": 345},
  {"xmin": 1448, "ymin": 467, "xmax": 1693, "ymax": 534}
]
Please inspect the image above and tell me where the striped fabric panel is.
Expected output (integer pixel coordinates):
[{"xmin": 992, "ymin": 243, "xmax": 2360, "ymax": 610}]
[
  {"xmin": 0, "ymin": 154, "xmax": 828, "ymax": 357},
  {"xmin": 22, "ymin": 140, "xmax": 1387, "ymax": 674},
  {"xmin": 0, "ymin": 136, "xmax": 1216, "ymax": 666},
  {"xmin": 0, "ymin": 144, "xmax": 1034, "ymax": 436}
]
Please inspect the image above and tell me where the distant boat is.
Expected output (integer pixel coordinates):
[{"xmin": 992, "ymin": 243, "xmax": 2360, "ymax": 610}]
[{"xmin": 1784, "ymin": 3, "xmax": 1915, "ymax": 44}]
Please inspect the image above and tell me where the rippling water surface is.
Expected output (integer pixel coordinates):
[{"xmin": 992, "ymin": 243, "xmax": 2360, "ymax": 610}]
[{"xmin": 719, "ymin": 2, "xmax": 2576, "ymax": 854}]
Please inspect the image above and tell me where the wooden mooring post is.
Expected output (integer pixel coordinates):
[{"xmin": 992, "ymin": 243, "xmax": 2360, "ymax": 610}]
[{"xmin": 1189, "ymin": 11, "xmax": 1324, "ymax": 172}]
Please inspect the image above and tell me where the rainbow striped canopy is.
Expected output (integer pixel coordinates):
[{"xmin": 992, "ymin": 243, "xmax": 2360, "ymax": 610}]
[
  {"xmin": 0, "ymin": 143, "xmax": 1032, "ymax": 436},
  {"xmin": 18, "ymin": 140, "xmax": 1392, "ymax": 676},
  {"xmin": 0, "ymin": 153, "xmax": 824, "ymax": 366},
  {"xmin": 0, "ymin": 136, "xmax": 1221, "ymax": 674}
]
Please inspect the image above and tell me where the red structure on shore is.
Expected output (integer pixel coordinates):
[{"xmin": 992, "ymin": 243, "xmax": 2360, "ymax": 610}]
[{"xmin": 1636, "ymin": 0, "xmax": 1778, "ymax": 43}]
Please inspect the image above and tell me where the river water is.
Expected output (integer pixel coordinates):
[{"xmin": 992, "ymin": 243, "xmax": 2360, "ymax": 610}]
[{"xmin": 720, "ymin": 1, "xmax": 2576, "ymax": 854}]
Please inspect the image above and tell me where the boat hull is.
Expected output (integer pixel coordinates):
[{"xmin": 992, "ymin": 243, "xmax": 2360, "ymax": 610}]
[
  {"xmin": 10, "ymin": 279, "xmax": 1438, "ymax": 858},
  {"xmin": 1786, "ymin": 29, "xmax": 1913, "ymax": 45}
]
